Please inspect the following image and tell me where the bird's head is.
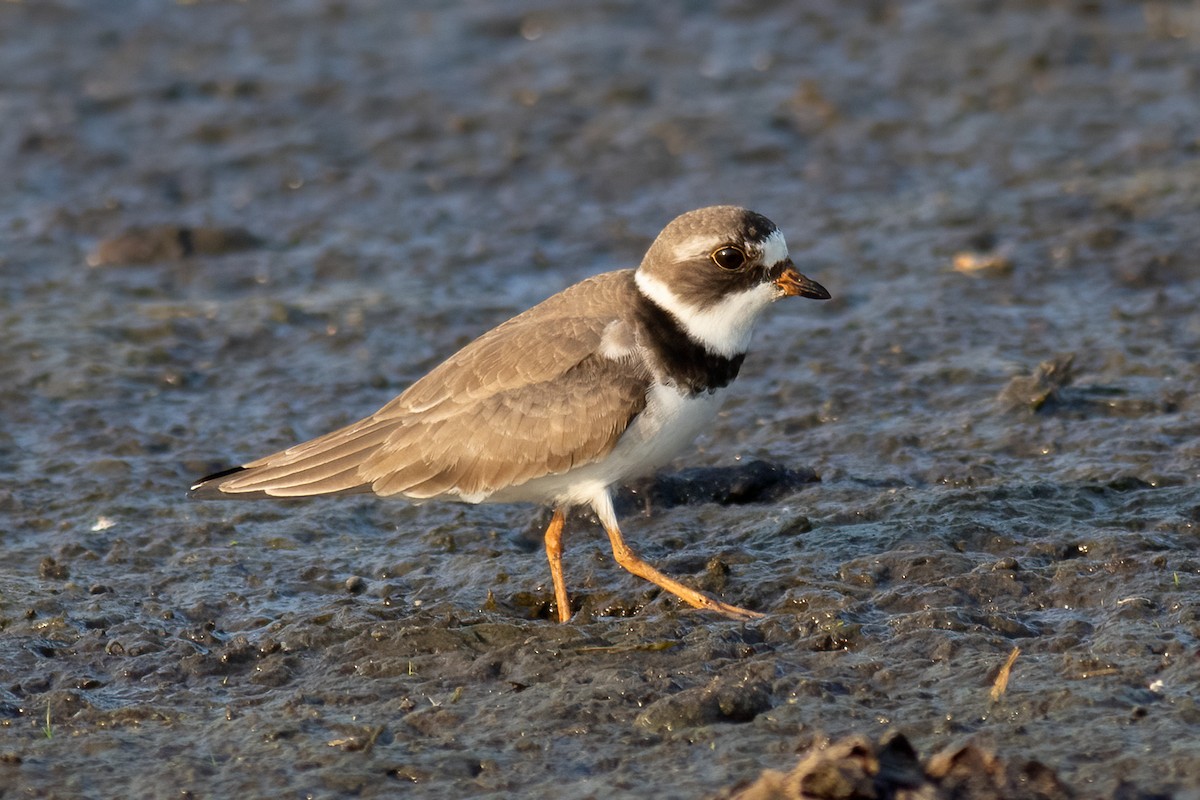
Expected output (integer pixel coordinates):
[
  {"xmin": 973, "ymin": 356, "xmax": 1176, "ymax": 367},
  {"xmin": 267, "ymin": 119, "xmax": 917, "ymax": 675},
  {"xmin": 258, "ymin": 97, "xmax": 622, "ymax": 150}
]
[{"xmin": 635, "ymin": 206, "xmax": 830, "ymax": 357}]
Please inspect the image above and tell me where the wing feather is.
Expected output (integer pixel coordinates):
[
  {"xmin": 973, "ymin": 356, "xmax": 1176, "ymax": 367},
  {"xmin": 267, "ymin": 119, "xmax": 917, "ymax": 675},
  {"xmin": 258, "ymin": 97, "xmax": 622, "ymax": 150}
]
[{"xmin": 191, "ymin": 270, "xmax": 651, "ymax": 503}]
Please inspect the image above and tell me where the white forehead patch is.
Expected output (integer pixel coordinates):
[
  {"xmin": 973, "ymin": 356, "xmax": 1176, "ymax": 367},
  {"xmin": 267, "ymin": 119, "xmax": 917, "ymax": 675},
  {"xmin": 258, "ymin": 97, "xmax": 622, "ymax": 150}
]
[{"xmin": 759, "ymin": 229, "xmax": 789, "ymax": 266}]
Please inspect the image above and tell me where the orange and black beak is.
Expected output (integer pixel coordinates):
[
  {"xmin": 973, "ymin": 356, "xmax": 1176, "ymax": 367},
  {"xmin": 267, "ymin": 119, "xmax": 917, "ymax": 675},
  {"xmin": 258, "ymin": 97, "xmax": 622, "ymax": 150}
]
[{"xmin": 774, "ymin": 262, "xmax": 831, "ymax": 300}]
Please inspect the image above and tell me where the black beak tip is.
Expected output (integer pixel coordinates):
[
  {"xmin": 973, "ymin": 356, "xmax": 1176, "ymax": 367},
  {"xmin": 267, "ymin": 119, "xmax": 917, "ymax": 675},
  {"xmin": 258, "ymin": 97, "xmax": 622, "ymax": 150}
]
[{"xmin": 804, "ymin": 282, "xmax": 831, "ymax": 301}]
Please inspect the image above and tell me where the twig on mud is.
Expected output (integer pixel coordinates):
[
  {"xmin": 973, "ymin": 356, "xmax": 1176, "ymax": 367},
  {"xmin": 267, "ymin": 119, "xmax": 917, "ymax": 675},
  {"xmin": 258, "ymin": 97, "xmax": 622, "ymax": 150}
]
[{"xmin": 990, "ymin": 646, "xmax": 1021, "ymax": 702}]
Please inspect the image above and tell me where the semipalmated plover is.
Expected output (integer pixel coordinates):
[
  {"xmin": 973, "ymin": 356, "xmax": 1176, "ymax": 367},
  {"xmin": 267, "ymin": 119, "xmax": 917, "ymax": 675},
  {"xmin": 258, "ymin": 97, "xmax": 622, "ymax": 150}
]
[{"xmin": 191, "ymin": 206, "xmax": 830, "ymax": 622}]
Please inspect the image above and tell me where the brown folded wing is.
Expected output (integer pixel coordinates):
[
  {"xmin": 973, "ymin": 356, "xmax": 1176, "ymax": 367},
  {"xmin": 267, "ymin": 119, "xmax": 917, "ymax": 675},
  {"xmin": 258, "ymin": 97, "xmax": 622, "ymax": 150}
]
[{"xmin": 191, "ymin": 270, "xmax": 651, "ymax": 501}]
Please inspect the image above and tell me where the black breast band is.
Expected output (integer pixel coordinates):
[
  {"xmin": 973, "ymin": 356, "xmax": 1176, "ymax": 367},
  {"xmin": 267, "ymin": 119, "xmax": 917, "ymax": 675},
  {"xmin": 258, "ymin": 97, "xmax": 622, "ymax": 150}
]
[{"xmin": 632, "ymin": 293, "xmax": 745, "ymax": 395}]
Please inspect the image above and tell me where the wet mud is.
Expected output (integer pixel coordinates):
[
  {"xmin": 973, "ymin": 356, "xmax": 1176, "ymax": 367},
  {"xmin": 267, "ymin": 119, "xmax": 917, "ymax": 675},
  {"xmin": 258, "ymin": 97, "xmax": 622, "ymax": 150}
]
[{"xmin": 1, "ymin": 1, "xmax": 1199, "ymax": 798}]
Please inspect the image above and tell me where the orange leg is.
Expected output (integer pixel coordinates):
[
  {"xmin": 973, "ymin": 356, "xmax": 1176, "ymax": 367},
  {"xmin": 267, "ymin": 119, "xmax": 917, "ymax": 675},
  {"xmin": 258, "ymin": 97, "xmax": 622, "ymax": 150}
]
[
  {"xmin": 602, "ymin": 519, "xmax": 764, "ymax": 621},
  {"xmin": 543, "ymin": 508, "xmax": 571, "ymax": 623}
]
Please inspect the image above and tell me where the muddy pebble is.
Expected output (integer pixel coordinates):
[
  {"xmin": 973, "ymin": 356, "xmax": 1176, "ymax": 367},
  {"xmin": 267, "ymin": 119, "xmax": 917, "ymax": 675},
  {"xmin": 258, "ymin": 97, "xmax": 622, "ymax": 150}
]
[
  {"xmin": 996, "ymin": 354, "xmax": 1076, "ymax": 413},
  {"xmin": 86, "ymin": 225, "xmax": 263, "ymax": 266},
  {"xmin": 636, "ymin": 670, "xmax": 773, "ymax": 733},
  {"xmin": 37, "ymin": 557, "xmax": 69, "ymax": 580}
]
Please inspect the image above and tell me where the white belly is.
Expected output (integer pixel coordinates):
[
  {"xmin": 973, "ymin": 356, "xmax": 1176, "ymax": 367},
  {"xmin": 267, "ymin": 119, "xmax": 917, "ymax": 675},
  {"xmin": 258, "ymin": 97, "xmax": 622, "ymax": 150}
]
[{"xmin": 486, "ymin": 384, "xmax": 724, "ymax": 508}]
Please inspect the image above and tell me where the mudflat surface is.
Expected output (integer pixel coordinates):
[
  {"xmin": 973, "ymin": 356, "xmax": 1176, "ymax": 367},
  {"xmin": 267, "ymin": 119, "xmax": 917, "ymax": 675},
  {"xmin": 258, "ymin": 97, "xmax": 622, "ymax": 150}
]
[{"xmin": 1, "ymin": 1, "xmax": 1198, "ymax": 798}]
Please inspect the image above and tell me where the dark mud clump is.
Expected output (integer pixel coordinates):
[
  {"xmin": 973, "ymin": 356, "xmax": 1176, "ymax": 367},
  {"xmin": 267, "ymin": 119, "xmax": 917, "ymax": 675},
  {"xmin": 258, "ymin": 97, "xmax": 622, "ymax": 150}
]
[
  {"xmin": 87, "ymin": 225, "xmax": 265, "ymax": 267},
  {"xmin": 725, "ymin": 733, "xmax": 1074, "ymax": 800},
  {"xmin": 996, "ymin": 354, "xmax": 1077, "ymax": 414},
  {"xmin": 617, "ymin": 459, "xmax": 821, "ymax": 514}
]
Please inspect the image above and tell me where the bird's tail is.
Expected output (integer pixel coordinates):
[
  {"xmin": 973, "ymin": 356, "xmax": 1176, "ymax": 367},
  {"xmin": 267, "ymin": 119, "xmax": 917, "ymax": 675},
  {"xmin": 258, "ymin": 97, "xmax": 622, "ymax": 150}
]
[{"xmin": 188, "ymin": 418, "xmax": 396, "ymax": 499}]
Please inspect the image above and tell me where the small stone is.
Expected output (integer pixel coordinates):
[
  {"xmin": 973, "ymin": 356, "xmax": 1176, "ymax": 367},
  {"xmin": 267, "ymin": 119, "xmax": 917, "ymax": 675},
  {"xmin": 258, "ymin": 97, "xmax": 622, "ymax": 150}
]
[
  {"xmin": 38, "ymin": 557, "xmax": 69, "ymax": 580},
  {"xmin": 87, "ymin": 225, "xmax": 263, "ymax": 266}
]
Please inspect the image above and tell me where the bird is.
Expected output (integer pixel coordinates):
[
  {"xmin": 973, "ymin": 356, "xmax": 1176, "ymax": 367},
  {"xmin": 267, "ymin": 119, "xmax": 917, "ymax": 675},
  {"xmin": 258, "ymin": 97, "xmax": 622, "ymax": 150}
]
[{"xmin": 190, "ymin": 206, "xmax": 830, "ymax": 622}]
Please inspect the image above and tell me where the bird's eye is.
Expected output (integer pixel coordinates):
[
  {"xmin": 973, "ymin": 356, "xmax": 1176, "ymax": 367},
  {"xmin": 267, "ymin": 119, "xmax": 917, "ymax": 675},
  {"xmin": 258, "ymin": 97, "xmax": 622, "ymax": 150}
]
[{"xmin": 711, "ymin": 246, "xmax": 746, "ymax": 271}]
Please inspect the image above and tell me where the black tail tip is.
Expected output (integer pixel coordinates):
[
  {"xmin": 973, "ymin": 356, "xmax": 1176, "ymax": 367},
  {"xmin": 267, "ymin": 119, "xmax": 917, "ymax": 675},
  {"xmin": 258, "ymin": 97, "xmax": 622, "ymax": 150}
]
[{"xmin": 189, "ymin": 465, "xmax": 247, "ymax": 497}]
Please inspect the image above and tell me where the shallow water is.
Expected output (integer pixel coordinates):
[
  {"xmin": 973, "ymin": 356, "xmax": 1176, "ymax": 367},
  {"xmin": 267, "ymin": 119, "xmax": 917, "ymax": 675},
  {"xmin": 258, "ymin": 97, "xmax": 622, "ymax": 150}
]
[{"xmin": 1, "ymin": 1, "xmax": 1199, "ymax": 797}]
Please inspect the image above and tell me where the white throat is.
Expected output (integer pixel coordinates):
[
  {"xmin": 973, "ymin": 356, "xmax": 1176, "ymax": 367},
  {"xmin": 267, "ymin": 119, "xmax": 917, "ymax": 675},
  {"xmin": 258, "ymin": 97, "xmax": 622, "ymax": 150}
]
[{"xmin": 635, "ymin": 270, "xmax": 778, "ymax": 358}]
